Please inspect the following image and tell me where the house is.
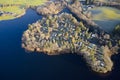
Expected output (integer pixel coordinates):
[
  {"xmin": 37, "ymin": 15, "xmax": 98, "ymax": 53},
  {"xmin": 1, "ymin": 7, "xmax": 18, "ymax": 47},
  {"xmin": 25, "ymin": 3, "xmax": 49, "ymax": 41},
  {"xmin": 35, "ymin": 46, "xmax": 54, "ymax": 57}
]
[
  {"xmin": 0, "ymin": 11, "xmax": 3, "ymax": 16},
  {"xmin": 100, "ymin": 62, "xmax": 105, "ymax": 67},
  {"xmin": 88, "ymin": 43, "xmax": 96, "ymax": 49},
  {"xmin": 91, "ymin": 34, "xmax": 96, "ymax": 38}
]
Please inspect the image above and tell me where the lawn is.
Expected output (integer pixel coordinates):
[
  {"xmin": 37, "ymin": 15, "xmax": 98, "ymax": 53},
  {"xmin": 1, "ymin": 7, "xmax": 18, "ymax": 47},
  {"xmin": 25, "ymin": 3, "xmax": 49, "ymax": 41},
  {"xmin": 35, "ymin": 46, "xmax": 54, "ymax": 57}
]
[{"xmin": 90, "ymin": 7, "xmax": 120, "ymax": 20}]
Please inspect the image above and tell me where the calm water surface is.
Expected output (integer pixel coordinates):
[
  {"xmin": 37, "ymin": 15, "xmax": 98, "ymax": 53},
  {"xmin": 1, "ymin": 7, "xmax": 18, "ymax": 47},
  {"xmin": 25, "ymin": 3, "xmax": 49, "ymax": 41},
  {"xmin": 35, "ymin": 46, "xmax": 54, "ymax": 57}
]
[{"xmin": 0, "ymin": 9, "xmax": 120, "ymax": 80}]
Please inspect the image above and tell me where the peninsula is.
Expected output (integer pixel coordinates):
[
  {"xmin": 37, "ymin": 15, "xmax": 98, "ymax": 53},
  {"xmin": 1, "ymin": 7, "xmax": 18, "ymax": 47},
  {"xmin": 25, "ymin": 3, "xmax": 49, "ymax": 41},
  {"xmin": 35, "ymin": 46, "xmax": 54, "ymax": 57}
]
[{"xmin": 22, "ymin": 0, "xmax": 120, "ymax": 73}]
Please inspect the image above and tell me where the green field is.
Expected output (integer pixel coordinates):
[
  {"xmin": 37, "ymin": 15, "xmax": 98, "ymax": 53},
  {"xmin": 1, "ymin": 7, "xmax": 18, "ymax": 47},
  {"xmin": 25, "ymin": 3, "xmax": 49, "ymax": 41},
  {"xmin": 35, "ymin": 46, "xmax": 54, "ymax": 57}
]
[
  {"xmin": 0, "ymin": 0, "xmax": 47, "ymax": 21},
  {"xmin": 0, "ymin": 6, "xmax": 25, "ymax": 20},
  {"xmin": 0, "ymin": 0, "xmax": 47, "ymax": 6},
  {"xmin": 90, "ymin": 7, "xmax": 120, "ymax": 20},
  {"xmin": 0, "ymin": 6, "xmax": 25, "ymax": 14}
]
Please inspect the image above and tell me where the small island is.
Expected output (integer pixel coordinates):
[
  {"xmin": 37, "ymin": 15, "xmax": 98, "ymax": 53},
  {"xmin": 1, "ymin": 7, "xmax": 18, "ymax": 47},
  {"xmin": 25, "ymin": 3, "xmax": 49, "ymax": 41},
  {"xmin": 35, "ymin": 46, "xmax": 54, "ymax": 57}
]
[{"xmin": 22, "ymin": 0, "xmax": 120, "ymax": 73}]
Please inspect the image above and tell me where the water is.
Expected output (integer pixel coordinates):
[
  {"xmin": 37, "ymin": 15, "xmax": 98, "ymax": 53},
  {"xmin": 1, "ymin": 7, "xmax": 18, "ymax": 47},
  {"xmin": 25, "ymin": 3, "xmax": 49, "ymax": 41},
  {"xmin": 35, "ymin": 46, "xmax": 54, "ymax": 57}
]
[
  {"xmin": 0, "ymin": 8, "xmax": 120, "ymax": 80},
  {"xmin": 94, "ymin": 20, "xmax": 120, "ymax": 33},
  {"xmin": 89, "ymin": 7, "xmax": 120, "ymax": 33}
]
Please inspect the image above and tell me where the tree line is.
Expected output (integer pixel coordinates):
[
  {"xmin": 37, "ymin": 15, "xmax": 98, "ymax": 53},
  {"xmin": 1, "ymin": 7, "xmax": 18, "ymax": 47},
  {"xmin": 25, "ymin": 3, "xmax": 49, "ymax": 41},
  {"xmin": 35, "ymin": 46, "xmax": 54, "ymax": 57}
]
[{"xmin": 85, "ymin": 0, "xmax": 96, "ymax": 5}]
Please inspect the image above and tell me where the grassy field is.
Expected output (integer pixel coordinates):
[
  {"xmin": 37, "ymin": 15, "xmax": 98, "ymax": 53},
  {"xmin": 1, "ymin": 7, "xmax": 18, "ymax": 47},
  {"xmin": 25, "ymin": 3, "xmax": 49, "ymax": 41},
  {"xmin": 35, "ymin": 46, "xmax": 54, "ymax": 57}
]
[
  {"xmin": 0, "ymin": 15, "xmax": 14, "ymax": 20},
  {"xmin": 0, "ymin": 0, "xmax": 47, "ymax": 21},
  {"xmin": 0, "ymin": 0, "xmax": 47, "ymax": 6},
  {"xmin": 90, "ymin": 7, "xmax": 120, "ymax": 20},
  {"xmin": 0, "ymin": 6, "xmax": 25, "ymax": 20},
  {"xmin": 0, "ymin": 6, "xmax": 24, "ymax": 14}
]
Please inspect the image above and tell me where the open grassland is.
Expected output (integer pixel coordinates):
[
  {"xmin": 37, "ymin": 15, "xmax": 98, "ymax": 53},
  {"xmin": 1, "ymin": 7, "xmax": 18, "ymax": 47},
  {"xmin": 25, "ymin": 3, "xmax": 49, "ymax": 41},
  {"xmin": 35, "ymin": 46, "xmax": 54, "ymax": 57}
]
[
  {"xmin": 0, "ymin": 6, "xmax": 25, "ymax": 20},
  {"xmin": 0, "ymin": 6, "xmax": 24, "ymax": 14},
  {"xmin": 0, "ymin": 15, "xmax": 14, "ymax": 20},
  {"xmin": 90, "ymin": 7, "xmax": 120, "ymax": 20},
  {"xmin": 0, "ymin": 0, "xmax": 47, "ymax": 21},
  {"xmin": 0, "ymin": 0, "xmax": 47, "ymax": 6}
]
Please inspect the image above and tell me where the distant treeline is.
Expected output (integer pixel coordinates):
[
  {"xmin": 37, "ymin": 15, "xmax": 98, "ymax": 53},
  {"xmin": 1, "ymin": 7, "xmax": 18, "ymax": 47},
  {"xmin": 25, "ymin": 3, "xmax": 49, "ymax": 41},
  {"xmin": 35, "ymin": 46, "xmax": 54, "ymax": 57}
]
[
  {"xmin": 0, "ymin": 4, "xmax": 35, "ymax": 9},
  {"xmin": 85, "ymin": 0, "xmax": 95, "ymax": 4},
  {"xmin": 94, "ymin": 1, "xmax": 120, "ymax": 9},
  {"xmin": 0, "ymin": 4, "xmax": 21, "ymax": 7},
  {"xmin": 82, "ymin": 0, "xmax": 120, "ymax": 9}
]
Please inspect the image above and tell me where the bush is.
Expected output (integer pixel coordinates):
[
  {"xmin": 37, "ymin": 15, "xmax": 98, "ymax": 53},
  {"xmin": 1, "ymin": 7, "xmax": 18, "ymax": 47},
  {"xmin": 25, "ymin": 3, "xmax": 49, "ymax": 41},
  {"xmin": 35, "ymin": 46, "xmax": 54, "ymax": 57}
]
[{"xmin": 114, "ymin": 24, "xmax": 120, "ymax": 35}]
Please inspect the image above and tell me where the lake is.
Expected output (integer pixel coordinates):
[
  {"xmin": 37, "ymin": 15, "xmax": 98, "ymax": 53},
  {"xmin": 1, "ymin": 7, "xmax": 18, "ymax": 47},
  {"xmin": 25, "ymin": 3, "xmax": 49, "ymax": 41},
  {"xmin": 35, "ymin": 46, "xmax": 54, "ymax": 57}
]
[
  {"xmin": 94, "ymin": 20, "xmax": 120, "ymax": 33},
  {"xmin": 89, "ymin": 7, "xmax": 120, "ymax": 33},
  {"xmin": 0, "ymin": 8, "xmax": 120, "ymax": 80}
]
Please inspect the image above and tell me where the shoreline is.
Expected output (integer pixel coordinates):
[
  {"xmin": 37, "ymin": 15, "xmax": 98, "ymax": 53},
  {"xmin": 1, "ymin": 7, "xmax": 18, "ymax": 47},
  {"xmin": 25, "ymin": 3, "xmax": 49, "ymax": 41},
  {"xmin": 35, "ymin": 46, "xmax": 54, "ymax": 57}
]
[
  {"xmin": 0, "ymin": 0, "xmax": 119, "ymax": 74},
  {"xmin": 22, "ymin": 0, "xmax": 119, "ymax": 74},
  {"xmin": 22, "ymin": 12, "xmax": 118, "ymax": 73},
  {"xmin": 0, "ymin": 9, "xmax": 26, "ymax": 21},
  {"xmin": 0, "ymin": 7, "xmax": 26, "ymax": 21}
]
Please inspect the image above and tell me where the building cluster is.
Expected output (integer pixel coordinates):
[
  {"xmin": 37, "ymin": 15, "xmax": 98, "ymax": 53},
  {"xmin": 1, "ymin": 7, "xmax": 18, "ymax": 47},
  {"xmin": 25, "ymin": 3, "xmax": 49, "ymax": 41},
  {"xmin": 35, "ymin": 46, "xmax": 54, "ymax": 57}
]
[{"xmin": 0, "ymin": 10, "xmax": 16, "ymax": 16}]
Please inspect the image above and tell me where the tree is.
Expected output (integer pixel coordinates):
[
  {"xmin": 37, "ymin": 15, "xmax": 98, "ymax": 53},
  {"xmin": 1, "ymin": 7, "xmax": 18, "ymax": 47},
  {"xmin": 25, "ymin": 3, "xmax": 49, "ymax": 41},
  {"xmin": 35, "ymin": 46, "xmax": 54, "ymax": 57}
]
[
  {"xmin": 108, "ymin": 41, "xmax": 112, "ymax": 48},
  {"xmin": 65, "ymin": 32, "xmax": 68, "ymax": 38},
  {"xmin": 115, "ymin": 24, "xmax": 120, "ymax": 35},
  {"xmin": 79, "ymin": 22, "xmax": 85, "ymax": 28},
  {"xmin": 85, "ymin": 31, "xmax": 91, "ymax": 39},
  {"xmin": 72, "ymin": 37, "xmax": 76, "ymax": 43},
  {"xmin": 75, "ymin": 26, "xmax": 81, "ymax": 34},
  {"xmin": 92, "ymin": 0, "xmax": 96, "ymax": 4},
  {"xmin": 118, "ymin": 40, "xmax": 120, "ymax": 45},
  {"xmin": 85, "ymin": 0, "xmax": 89, "ymax": 4},
  {"xmin": 28, "ymin": 24, "xmax": 33, "ymax": 31},
  {"xmin": 85, "ymin": 0, "xmax": 96, "ymax": 4},
  {"xmin": 46, "ymin": 19, "xmax": 49, "ymax": 27}
]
